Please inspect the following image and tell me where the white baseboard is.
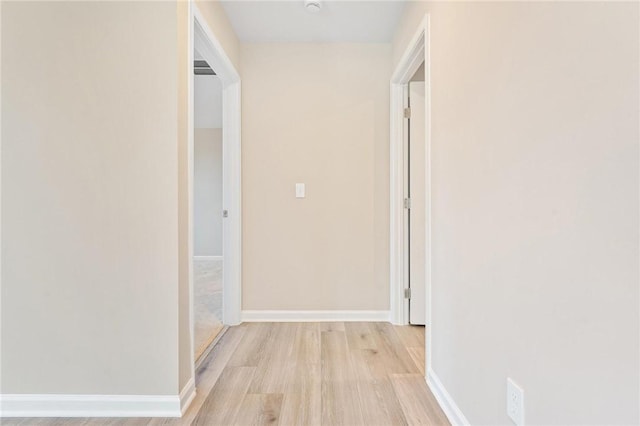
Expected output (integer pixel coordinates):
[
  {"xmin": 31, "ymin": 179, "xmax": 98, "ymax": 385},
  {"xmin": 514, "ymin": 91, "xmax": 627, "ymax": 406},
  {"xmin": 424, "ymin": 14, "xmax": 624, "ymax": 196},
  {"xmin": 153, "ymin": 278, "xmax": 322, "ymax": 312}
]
[
  {"xmin": 426, "ymin": 369, "xmax": 470, "ymax": 426},
  {"xmin": 193, "ymin": 255, "xmax": 222, "ymax": 261},
  {"xmin": 241, "ymin": 310, "xmax": 391, "ymax": 322},
  {"xmin": 179, "ymin": 377, "xmax": 196, "ymax": 416},
  {"xmin": 0, "ymin": 394, "xmax": 182, "ymax": 418}
]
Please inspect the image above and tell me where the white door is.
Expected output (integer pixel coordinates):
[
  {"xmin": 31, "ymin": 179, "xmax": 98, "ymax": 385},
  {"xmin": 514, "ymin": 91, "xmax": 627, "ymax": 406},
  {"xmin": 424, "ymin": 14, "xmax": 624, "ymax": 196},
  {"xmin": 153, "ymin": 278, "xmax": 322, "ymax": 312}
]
[{"xmin": 408, "ymin": 81, "xmax": 426, "ymax": 325}]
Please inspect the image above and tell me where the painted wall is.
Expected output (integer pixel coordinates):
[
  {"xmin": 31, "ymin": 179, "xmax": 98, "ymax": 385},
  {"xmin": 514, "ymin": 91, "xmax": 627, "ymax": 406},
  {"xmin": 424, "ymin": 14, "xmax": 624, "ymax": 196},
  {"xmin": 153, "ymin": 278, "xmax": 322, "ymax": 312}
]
[
  {"xmin": 194, "ymin": 129, "xmax": 223, "ymax": 256},
  {"xmin": 241, "ymin": 43, "xmax": 391, "ymax": 311},
  {"xmin": 393, "ymin": 2, "xmax": 639, "ymax": 424},
  {"xmin": 177, "ymin": 0, "xmax": 192, "ymax": 391},
  {"xmin": 1, "ymin": 1, "xmax": 179, "ymax": 395},
  {"xmin": 194, "ymin": 75, "xmax": 223, "ymax": 128},
  {"xmin": 194, "ymin": 72, "xmax": 223, "ymax": 257},
  {"xmin": 194, "ymin": 0, "xmax": 241, "ymax": 72}
]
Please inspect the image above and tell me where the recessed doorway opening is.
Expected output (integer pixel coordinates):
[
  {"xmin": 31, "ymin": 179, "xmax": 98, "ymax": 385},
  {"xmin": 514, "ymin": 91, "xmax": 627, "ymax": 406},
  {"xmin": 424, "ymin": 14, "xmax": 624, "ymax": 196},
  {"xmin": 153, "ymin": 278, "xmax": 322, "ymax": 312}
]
[
  {"xmin": 192, "ymin": 52, "xmax": 225, "ymax": 364},
  {"xmin": 406, "ymin": 64, "xmax": 426, "ymax": 326},
  {"xmin": 188, "ymin": 4, "xmax": 242, "ymax": 377},
  {"xmin": 389, "ymin": 14, "xmax": 431, "ymax": 378}
]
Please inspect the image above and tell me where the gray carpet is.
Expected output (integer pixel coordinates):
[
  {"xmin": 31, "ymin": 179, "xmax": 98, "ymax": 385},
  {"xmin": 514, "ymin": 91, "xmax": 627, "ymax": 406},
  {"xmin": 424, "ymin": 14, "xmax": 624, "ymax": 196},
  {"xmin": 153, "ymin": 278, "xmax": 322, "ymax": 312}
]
[{"xmin": 194, "ymin": 257, "xmax": 223, "ymax": 361}]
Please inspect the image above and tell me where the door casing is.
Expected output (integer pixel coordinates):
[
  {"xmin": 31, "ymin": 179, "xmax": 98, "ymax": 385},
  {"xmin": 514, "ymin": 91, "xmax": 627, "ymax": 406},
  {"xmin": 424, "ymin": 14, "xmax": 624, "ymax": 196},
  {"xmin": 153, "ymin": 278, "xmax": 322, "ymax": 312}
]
[
  {"xmin": 408, "ymin": 80, "xmax": 427, "ymax": 326},
  {"xmin": 389, "ymin": 13, "xmax": 431, "ymax": 371},
  {"xmin": 188, "ymin": 2, "xmax": 242, "ymax": 382}
]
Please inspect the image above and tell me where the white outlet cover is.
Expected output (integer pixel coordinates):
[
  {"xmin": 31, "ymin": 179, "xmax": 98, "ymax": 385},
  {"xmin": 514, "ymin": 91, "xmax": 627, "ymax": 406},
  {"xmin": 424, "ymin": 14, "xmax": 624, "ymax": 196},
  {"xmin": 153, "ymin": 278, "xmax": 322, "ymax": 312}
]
[
  {"xmin": 295, "ymin": 183, "xmax": 305, "ymax": 198},
  {"xmin": 507, "ymin": 378, "xmax": 525, "ymax": 426}
]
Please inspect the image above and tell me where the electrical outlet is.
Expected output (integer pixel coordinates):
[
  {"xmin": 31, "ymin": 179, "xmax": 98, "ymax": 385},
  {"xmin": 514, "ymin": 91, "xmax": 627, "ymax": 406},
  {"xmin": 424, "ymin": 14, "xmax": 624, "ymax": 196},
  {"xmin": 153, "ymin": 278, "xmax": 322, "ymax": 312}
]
[{"xmin": 507, "ymin": 378, "xmax": 525, "ymax": 425}]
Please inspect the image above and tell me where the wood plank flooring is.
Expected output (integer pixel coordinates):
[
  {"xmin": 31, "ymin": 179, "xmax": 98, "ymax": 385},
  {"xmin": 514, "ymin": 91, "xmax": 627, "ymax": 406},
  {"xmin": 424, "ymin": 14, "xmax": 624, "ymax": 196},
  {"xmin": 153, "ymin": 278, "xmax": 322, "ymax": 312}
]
[{"xmin": 3, "ymin": 322, "xmax": 449, "ymax": 426}]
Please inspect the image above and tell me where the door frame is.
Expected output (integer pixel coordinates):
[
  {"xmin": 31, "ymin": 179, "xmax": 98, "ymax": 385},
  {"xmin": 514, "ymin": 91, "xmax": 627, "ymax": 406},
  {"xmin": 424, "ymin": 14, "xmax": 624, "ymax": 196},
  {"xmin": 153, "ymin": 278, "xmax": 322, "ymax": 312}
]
[
  {"xmin": 188, "ymin": 2, "xmax": 242, "ymax": 373},
  {"xmin": 389, "ymin": 14, "xmax": 431, "ymax": 368}
]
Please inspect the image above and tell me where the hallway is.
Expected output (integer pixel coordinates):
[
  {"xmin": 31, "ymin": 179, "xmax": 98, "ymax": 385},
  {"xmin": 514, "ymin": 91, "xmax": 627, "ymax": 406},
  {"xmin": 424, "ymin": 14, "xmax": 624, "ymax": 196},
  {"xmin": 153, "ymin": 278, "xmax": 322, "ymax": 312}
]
[
  {"xmin": 4, "ymin": 323, "xmax": 448, "ymax": 426},
  {"xmin": 190, "ymin": 322, "xmax": 447, "ymax": 425}
]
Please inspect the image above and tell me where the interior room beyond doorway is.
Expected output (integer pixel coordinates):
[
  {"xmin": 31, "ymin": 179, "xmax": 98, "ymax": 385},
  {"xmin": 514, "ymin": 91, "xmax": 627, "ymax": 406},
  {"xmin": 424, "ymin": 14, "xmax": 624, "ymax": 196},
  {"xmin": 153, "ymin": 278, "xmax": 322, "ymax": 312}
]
[{"xmin": 193, "ymin": 51, "xmax": 224, "ymax": 362}]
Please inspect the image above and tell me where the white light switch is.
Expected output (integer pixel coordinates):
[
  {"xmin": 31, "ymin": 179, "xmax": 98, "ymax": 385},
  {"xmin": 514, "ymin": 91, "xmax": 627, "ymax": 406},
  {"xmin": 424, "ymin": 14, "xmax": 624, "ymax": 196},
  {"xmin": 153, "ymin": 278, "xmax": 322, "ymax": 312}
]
[{"xmin": 295, "ymin": 183, "xmax": 305, "ymax": 198}]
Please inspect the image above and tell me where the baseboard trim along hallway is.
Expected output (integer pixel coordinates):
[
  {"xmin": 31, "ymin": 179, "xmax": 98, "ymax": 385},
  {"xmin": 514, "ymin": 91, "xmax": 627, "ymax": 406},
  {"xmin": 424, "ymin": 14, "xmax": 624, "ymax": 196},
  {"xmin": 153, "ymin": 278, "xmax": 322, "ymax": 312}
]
[
  {"xmin": 240, "ymin": 310, "xmax": 391, "ymax": 322},
  {"xmin": 0, "ymin": 323, "xmax": 449, "ymax": 424},
  {"xmin": 179, "ymin": 377, "xmax": 197, "ymax": 416},
  {"xmin": 426, "ymin": 369, "xmax": 471, "ymax": 426},
  {"xmin": 0, "ymin": 394, "xmax": 182, "ymax": 418}
]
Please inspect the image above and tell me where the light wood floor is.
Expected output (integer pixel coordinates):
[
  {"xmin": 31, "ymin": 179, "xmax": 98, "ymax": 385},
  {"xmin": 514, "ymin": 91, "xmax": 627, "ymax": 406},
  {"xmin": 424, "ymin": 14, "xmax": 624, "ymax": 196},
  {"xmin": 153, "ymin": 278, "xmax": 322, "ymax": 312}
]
[{"xmin": 4, "ymin": 322, "xmax": 449, "ymax": 426}]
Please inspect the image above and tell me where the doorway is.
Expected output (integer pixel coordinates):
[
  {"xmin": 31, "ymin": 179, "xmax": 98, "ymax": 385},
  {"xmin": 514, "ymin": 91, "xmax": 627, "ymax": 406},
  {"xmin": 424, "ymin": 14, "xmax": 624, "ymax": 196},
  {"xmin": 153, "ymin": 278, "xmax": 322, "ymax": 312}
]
[
  {"xmin": 193, "ymin": 53, "xmax": 224, "ymax": 363},
  {"xmin": 406, "ymin": 64, "xmax": 426, "ymax": 326},
  {"xmin": 189, "ymin": 4, "xmax": 242, "ymax": 376},
  {"xmin": 389, "ymin": 14, "xmax": 431, "ymax": 377}
]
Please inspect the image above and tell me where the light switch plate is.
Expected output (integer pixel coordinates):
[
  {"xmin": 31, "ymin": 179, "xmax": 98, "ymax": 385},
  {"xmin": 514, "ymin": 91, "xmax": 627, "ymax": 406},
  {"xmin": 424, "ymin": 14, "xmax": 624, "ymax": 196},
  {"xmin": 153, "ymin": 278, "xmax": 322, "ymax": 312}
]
[{"xmin": 295, "ymin": 183, "xmax": 305, "ymax": 198}]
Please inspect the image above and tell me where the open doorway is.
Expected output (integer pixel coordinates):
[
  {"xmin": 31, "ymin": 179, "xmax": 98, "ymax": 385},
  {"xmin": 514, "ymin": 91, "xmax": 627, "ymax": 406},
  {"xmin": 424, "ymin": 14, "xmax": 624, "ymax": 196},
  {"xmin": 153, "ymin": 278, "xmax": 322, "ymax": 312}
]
[
  {"xmin": 406, "ymin": 63, "xmax": 426, "ymax": 326},
  {"xmin": 189, "ymin": 4, "xmax": 242, "ymax": 377},
  {"xmin": 390, "ymin": 15, "xmax": 431, "ymax": 379},
  {"xmin": 193, "ymin": 53, "xmax": 224, "ymax": 363}
]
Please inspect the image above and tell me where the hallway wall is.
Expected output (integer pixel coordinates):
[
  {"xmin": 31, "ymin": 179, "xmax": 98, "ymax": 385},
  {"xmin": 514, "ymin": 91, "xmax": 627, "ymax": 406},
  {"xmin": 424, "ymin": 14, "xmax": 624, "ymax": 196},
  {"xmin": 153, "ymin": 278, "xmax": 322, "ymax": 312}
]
[
  {"xmin": 194, "ymin": 128, "xmax": 223, "ymax": 256},
  {"xmin": 241, "ymin": 43, "xmax": 391, "ymax": 311},
  {"xmin": 194, "ymin": 0, "xmax": 242, "ymax": 73},
  {"xmin": 393, "ymin": 2, "xmax": 639, "ymax": 424},
  {"xmin": 1, "ymin": 1, "xmax": 180, "ymax": 395}
]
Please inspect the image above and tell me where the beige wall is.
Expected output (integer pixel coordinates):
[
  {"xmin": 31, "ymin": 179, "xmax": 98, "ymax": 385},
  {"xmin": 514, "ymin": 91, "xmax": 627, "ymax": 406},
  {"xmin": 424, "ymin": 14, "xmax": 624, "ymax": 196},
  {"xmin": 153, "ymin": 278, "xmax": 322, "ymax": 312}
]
[
  {"xmin": 241, "ymin": 43, "xmax": 391, "ymax": 311},
  {"xmin": 194, "ymin": 129, "xmax": 223, "ymax": 256},
  {"xmin": 1, "ymin": 1, "xmax": 179, "ymax": 394},
  {"xmin": 194, "ymin": 0, "xmax": 241, "ymax": 72},
  {"xmin": 177, "ymin": 0, "xmax": 191, "ymax": 393},
  {"xmin": 194, "ymin": 75, "xmax": 223, "ymax": 128},
  {"xmin": 394, "ymin": 2, "xmax": 639, "ymax": 424}
]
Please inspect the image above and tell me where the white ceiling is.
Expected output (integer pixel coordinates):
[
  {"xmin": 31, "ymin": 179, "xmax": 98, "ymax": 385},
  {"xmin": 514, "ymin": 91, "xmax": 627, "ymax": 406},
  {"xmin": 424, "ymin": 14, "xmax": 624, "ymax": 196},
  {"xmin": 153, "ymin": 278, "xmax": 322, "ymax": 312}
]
[{"xmin": 220, "ymin": 1, "xmax": 406, "ymax": 43}]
